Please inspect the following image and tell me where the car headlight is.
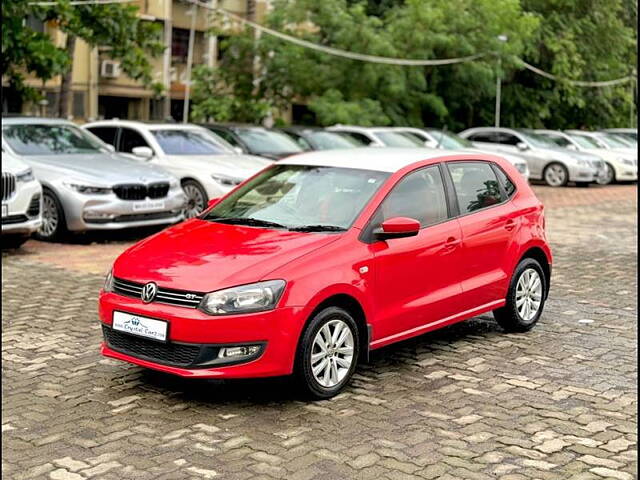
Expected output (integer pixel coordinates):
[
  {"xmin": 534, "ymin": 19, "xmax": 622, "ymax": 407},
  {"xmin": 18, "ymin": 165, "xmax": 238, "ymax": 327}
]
[
  {"xmin": 576, "ymin": 159, "xmax": 589, "ymax": 166},
  {"xmin": 64, "ymin": 182, "xmax": 112, "ymax": 194},
  {"xmin": 619, "ymin": 157, "xmax": 635, "ymax": 166},
  {"xmin": 15, "ymin": 168, "xmax": 35, "ymax": 183},
  {"xmin": 211, "ymin": 173, "xmax": 243, "ymax": 187},
  {"xmin": 198, "ymin": 280, "xmax": 286, "ymax": 315},
  {"xmin": 103, "ymin": 269, "xmax": 114, "ymax": 292}
]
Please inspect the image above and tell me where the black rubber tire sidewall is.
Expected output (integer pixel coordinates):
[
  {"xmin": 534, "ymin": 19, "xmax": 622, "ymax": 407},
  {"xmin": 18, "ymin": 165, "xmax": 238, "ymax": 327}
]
[
  {"xmin": 295, "ymin": 306, "xmax": 359, "ymax": 400},
  {"xmin": 494, "ymin": 258, "xmax": 546, "ymax": 333}
]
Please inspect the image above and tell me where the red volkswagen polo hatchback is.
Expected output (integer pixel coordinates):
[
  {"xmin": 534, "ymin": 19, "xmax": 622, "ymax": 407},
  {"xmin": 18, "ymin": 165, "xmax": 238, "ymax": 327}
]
[{"xmin": 99, "ymin": 148, "xmax": 552, "ymax": 398}]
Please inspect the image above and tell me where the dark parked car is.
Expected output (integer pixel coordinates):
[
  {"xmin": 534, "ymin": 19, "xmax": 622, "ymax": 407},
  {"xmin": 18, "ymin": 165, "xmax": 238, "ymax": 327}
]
[
  {"xmin": 278, "ymin": 126, "xmax": 362, "ymax": 151},
  {"xmin": 200, "ymin": 124, "xmax": 303, "ymax": 160}
]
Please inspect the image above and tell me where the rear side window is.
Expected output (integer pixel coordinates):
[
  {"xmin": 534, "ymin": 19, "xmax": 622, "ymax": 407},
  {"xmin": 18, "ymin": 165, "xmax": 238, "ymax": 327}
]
[
  {"xmin": 494, "ymin": 166, "xmax": 516, "ymax": 198},
  {"xmin": 448, "ymin": 162, "xmax": 504, "ymax": 213},
  {"xmin": 88, "ymin": 126, "xmax": 118, "ymax": 146},
  {"xmin": 378, "ymin": 165, "xmax": 449, "ymax": 227}
]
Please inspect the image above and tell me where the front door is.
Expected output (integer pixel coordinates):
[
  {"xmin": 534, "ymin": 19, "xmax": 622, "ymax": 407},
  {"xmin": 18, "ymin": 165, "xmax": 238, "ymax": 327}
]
[{"xmin": 368, "ymin": 165, "xmax": 465, "ymax": 343}]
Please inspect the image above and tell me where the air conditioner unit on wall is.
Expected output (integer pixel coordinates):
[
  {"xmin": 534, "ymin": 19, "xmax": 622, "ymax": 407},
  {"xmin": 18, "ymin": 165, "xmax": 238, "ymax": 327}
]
[{"xmin": 100, "ymin": 60, "xmax": 121, "ymax": 78}]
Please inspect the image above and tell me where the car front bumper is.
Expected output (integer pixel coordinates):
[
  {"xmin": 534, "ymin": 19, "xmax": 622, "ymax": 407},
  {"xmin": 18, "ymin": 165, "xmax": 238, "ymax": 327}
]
[
  {"xmin": 567, "ymin": 164, "xmax": 597, "ymax": 183},
  {"xmin": 2, "ymin": 179, "xmax": 42, "ymax": 236},
  {"xmin": 59, "ymin": 186, "xmax": 188, "ymax": 232},
  {"xmin": 98, "ymin": 290, "xmax": 305, "ymax": 378}
]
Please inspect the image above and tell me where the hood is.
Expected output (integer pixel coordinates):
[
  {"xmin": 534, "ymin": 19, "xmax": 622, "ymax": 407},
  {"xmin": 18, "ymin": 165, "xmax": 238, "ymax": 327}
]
[
  {"xmin": 23, "ymin": 152, "xmax": 173, "ymax": 186},
  {"xmin": 113, "ymin": 218, "xmax": 340, "ymax": 292},
  {"xmin": 164, "ymin": 153, "xmax": 272, "ymax": 179},
  {"xmin": 2, "ymin": 152, "xmax": 31, "ymax": 174}
]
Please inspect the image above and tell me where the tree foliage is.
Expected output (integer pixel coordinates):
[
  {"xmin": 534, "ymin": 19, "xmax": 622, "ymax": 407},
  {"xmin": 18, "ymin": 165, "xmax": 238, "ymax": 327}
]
[{"xmin": 194, "ymin": 0, "xmax": 636, "ymax": 128}]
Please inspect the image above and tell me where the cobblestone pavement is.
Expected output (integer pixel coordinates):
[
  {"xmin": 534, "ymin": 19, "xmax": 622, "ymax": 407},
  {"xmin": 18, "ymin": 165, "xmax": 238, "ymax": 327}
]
[{"xmin": 2, "ymin": 185, "xmax": 637, "ymax": 480}]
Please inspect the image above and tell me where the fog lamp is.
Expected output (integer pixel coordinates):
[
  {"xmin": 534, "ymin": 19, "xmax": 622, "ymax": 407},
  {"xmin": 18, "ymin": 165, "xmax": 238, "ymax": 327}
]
[{"xmin": 218, "ymin": 346, "xmax": 261, "ymax": 359}]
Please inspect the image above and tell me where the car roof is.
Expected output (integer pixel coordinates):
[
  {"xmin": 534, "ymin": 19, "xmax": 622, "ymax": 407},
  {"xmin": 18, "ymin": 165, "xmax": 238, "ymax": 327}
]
[
  {"xmin": 278, "ymin": 147, "xmax": 494, "ymax": 173},
  {"xmin": 84, "ymin": 119, "xmax": 206, "ymax": 131},
  {"xmin": 2, "ymin": 116, "xmax": 75, "ymax": 126}
]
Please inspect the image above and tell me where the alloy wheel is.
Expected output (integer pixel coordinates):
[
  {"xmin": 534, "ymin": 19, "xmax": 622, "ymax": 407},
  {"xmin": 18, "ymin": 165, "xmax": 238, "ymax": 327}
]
[
  {"xmin": 310, "ymin": 319, "xmax": 354, "ymax": 388},
  {"xmin": 544, "ymin": 164, "xmax": 567, "ymax": 187},
  {"xmin": 39, "ymin": 194, "xmax": 59, "ymax": 238},
  {"xmin": 515, "ymin": 268, "xmax": 543, "ymax": 322},
  {"xmin": 596, "ymin": 163, "xmax": 614, "ymax": 185},
  {"xmin": 182, "ymin": 183, "xmax": 206, "ymax": 219}
]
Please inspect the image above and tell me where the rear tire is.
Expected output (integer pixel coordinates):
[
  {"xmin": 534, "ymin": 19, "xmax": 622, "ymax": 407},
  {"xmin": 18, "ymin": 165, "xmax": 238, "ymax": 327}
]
[
  {"xmin": 295, "ymin": 307, "xmax": 359, "ymax": 400},
  {"xmin": 494, "ymin": 258, "xmax": 547, "ymax": 333},
  {"xmin": 543, "ymin": 162, "xmax": 569, "ymax": 187},
  {"xmin": 35, "ymin": 189, "xmax": 68, "ymax": 242}
]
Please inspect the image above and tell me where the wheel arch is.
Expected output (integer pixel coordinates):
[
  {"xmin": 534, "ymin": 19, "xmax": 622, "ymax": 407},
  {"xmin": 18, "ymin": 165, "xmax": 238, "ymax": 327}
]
[{"xmin": 519, "ymin": 246, "xmax": 551, "ymax": 299}]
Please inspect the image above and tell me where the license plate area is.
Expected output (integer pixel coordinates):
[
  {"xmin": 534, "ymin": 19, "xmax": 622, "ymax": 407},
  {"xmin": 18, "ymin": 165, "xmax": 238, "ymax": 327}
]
[
  {"xmin": 133, "ymin": 200, "xmax": 165, "ymax": 212},
  {"xmin": 112, "ymin": 311, "xmax": 168, "ymax": 342}
]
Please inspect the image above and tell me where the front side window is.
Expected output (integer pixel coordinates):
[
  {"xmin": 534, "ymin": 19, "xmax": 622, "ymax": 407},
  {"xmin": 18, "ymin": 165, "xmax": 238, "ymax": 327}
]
[
  {"xmin": 119, "ymin": 128, "xmax": 150, "ymax": 153},
  {"xmin": 467, "ymin": 132, "xmax": 496, "ymax": 143},
  {"xmin": 2, "ymin": 123, "xmax": 108, "ymax": 155},
  {"xmin": 448, "ymin": 162, "xmax": 504, "ymax": 213},
  {"xmin": 88, "ymin": 126, "xmax": 118, "ymax": 146},
  {"xmin": 236, "ymin": 129, "xmax": 303, "ymax": 155},
  {"xmin": 336, "ymin": 132, "xmax": 372, "ymax": 145},
  {"xmin": 305, "ymin": 131, "xmax": 360, "ymax": 150},
  {"xmin": 568, "ymin": 134, "xmax": 601, "ymax": 149},
  {"xmin": 425, "ymin": 130, "xmax": 473, "ymax": 149},
  {"xmin": 203, "ymin": 165, "xmax": 389, "ymax": 230},
  {"xmin": 151, "ymin": 129, "xmax": 232, "ymax": 155},
  {"xmin": 495, "ymin": 133, "xmax": 521, "ymax": 146},
  {"xmin": 378, "ymin": 165, "xmax": 449, "ymax": 227},
  {"xmin": 373, "ymin": 131, "xmax": 424, "ymax": 147},
  {"xmin": 539, "ymin": 133, "xmax": 570, "ymax": 147}
]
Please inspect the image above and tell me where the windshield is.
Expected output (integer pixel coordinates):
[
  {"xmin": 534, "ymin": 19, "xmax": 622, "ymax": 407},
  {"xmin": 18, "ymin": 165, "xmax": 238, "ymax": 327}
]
[
  {"xmin": 518, "ymin": 130, "xmax": 560, "ymax": 148},
  {"xmin": 596, "ymin": 133, "xmax": 634, "ymax": 148},
  {"xmin": 2, "ymin": 124, "xmax": 108, "ymax": 155},
  {"xmin": 537, "ymin": 133, "xmax": 568, "ymax": 147},
  {"xmin": 152, "ymin": 129, "xmax": 234, "ymax": 155},
  {"xmin": 373, "ymin": 131, "xmax": 424, "ymax": 147},
  {"xmin": 306, "ymin": 131, "xmax": 361, "ymax": 150},
  {"xmin": 567, "ymin": 134, "xmax": 600, "ymax": 149},
  {"xmin": 425, "ymin": 129, "xmax": 473, "ymax": 149},
  {"xmin": 237, "ymin": 129, "xmax": 303, "ymax": 154},
  {"xmin": 203, "ymin": 164, "xmax": 390, "ymax": 230}
]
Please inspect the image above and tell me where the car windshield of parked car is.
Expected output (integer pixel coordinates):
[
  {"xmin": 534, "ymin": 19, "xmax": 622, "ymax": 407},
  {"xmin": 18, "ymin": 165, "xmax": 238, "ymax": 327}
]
[
  {"xmin": 151, "ymin": 129, "xmax": 234, "ymax": 155},
  {"xmin": 373, "ymin": 131, "xmax": 425, "ymax": 147},
  {"xmin": 567, "ymin": 134, "xmax": 601, "ymax": 149},
  {"xmin": 306, "ymin": 131, "xmax": 361, "ymax": 150},
  {"xmin": 518, "ymin": 130, "xmax": 560, "ymax": 149},
  {"xmin": 2, "ymin": 124, "xmax": 108, "ymax": 155},
  {"xmin": 203, "ymin": 164, "xmax": 390, "ymax": 230},
  {"xmin": 425, "ymin": 130, "xmax": 473, "ymax": 149},
  {"xmin": 237, "ymin": 129, "xmax": 304, "ymax": 154},
  {"xmin": 596, "ymin": 133, "xmax": 633, "ymax": 149}
]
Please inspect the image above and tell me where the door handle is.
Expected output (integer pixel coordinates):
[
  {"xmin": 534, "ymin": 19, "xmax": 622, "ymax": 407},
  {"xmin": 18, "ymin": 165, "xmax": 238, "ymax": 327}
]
[
  {"xmin": 443, "ymin": 237, "xmax": 460, "ymax": 250},
  {"xmin": 504, "ymin": 219, "xmax": 516, "ymax": 231}
]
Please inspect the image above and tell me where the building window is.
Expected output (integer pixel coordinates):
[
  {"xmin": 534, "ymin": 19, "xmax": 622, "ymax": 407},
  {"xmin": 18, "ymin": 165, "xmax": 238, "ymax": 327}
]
[
  {"xmin": 73, "ymin": 91, "xmax": 85, "ymax": 119},
  {"xmin": 26, "ymin": 16, "xmax": 45, "ymax": 34},
  {"xmin": 150, "ymin": 99, "xmax": 165, "ymax": 120},
  {"xmin": 172, "ymin": 28, "xmax": 190, "ymax": 62}
]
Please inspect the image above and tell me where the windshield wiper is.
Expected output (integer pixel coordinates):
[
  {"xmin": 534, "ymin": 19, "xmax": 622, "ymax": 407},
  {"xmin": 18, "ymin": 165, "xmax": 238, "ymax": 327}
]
[
  {"xmin": 288, "ymin": 225, "xmax": 347, "ymax": 232},
  {"xmin": 208, "ymin": 217, "xmax": 288, "ymax": 229}
]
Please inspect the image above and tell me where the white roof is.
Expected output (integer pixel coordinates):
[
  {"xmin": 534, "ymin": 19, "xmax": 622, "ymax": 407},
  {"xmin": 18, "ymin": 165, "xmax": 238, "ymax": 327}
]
[
  {"xmin": 278, "ymin": 147, "xmax": 481, "ymax": 173},
  {"xmin": 83, "ymin": 119, "xmax": 206, "ymax": 131}
]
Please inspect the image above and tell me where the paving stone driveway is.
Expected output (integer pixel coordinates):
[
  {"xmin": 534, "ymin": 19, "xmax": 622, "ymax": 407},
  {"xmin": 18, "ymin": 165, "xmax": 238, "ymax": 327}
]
[{"xmin": 2, "ymin": 185, "xmax": 637, "ymax": 480}]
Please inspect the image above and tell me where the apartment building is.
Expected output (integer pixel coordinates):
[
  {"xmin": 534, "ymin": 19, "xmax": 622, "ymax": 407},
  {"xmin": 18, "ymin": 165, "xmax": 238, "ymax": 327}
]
[{"xmin": 3, "ymin": 0, "xmax": 269, "ymax": 122}]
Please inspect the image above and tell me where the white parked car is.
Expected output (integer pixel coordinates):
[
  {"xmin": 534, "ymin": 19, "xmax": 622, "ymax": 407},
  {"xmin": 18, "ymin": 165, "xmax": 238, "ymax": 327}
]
[
  {"xmin": 84, "ymin": 121, "xmax": 273, "ymax": 218},
  {"xmin": 536, "ymin": 130, "xmax": 637, "ymax": 184},
  {"xmin": 326, "ymin": 125, "xmax": 426, "ymax": 148},
  {"xmin": 2, "ymin": 150, "xmax": 42, "ymax": 248},
  {"xmin": 601, "ymin": 128, "xmax": 637, "ymax": 145},
  {"xmin": 392, "ymin": 127, "xmax": 531, "ymax": 181},
  {"xmin": 566, "ymin": 130, "xmax": 638, "ymax": 161}
]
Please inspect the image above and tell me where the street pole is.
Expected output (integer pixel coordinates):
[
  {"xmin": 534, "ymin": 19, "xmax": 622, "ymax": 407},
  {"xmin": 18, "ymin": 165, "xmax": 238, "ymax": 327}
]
[
  {"xmin": 183, "ymin": 3, "xmax": 197, "ymax": 123},
  {"xmin": 206, "ymin": 0, "xmax": 218, "ymax": 69},
  {"xmin": 495, "ymin": 55, "xmax": 502, "ymax": 128}
]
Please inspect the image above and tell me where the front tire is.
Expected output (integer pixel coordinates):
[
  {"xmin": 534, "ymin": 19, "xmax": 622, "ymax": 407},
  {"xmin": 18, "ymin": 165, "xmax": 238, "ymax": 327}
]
[
  {"xmin": 295, "ymin": 307, "xmax": 359, "ymax": 399},
  {"xmin": 494, "ymin": 258, "xmax": 547, "ymax": 332},
  {"xmin": 596, "ymin": 162, "xmax": 615, "ymax": 185},
  {"xmin": 543, "ymin": 162, "xmax": 569, "ymax": 187},
  {"xmin": 181, "ymin": 180, "xmax": 208, "ymax": 219},
  {"xmin": 35, "ymin": 189, "xmax": 68, "ymax": 241}
]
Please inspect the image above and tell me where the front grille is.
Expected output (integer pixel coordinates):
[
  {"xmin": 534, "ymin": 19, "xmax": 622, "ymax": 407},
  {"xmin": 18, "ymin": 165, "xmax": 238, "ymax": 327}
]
[
  {"xmin": 27, "ymin": 193, "xmax": 41, "ymax": 217},
  {"xmin": 113, "ymin": 182, "xmax": 170, "ymax": 201},
  {"xmin": 2, "ymin": 173, "xmax": 16, "ymax": 201},
  {"xmin": 2, "ymin": 214, "xmax": 28, "ymax": 225},
  {"xmin": 113, "ymin": 277, "xmax": 205, "ymax": 308},
  {"xmin": 103, "ymin": 326, "xmax": 202, "ymax": 366}
]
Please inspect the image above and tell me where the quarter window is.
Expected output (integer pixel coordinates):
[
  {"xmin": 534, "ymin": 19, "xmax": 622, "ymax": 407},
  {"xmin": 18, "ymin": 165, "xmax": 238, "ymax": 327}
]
[
  {"xmin": 494, "ymin": 166, "xmax": 516, "ymax": 198},
  {"xmin": 379, "ymin": 166, "xmax": 449, "ymax": 227},
  {"xmin": 448, "ymin": 162, "xmax": 504, "ymax": 213}
]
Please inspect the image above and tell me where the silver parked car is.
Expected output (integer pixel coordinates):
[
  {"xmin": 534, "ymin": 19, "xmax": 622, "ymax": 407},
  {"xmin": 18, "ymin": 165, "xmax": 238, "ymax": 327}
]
[
  {"xmin": 458, "ymin": 127, "xmax": 604, "ymax": 187},
  {"xmin": 1, "ymin": 117, "xmax": 187, "ymax": 241},
  {"xmin": 391, "ymin": 127, "xmax": 531, "ymax": 180}
]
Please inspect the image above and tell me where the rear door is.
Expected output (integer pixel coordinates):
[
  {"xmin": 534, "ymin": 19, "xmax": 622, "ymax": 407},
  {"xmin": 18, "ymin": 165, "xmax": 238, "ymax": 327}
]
[
  {"xmin": 367, "ymin": 165, "xmax": 464, "ymax": 342},
  {"xmin": 446, "ymin": 161, "xmax": 520, "ymax": 310}
]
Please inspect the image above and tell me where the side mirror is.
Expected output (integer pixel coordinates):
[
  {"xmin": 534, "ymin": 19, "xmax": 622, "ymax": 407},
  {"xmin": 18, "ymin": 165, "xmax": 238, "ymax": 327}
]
[
  {"xmin": 233, "ymin": 147, "xmax": 243, "ymax": 155},
  {"xmin": 566, "ymin": 144, "xmax": 577, "ymax": 151},
  {"xmin": 516, "ymin": 142, "xmax": 529, "ymax": 151},
  {"xmin": 374, "ymin": 217, "xmax": 421, "ymax": 240},
  {"xmin": 424, "ymin": 140, "xmax": 438, "ymax": 148},
  {"xmin": 104, "ymin": 144, "xmax": 115, "ymax": 153},
  {"xmin": 132, "ymin": 146, "xmax": 154, "ymax": 159},
  {"xmin": 207, "ymin": 197, "xmax": 221, "ymax": 208}
]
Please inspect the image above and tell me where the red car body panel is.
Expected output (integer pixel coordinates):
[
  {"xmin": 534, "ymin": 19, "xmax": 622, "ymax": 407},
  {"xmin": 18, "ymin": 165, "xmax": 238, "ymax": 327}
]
[{"xmin": 99, "ymin": 152, "xmax": 552, "ymax": 379}]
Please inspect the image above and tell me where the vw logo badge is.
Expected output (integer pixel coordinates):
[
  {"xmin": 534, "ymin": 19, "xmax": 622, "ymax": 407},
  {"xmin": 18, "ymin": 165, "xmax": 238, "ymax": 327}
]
[{"xmin": 141, "ymin": 282, "xmax": 158, "ymax": 303}]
